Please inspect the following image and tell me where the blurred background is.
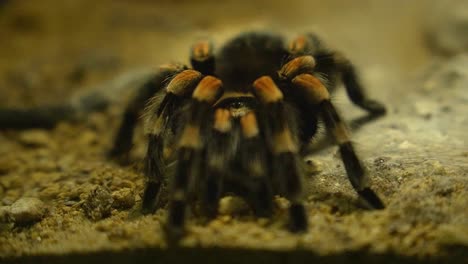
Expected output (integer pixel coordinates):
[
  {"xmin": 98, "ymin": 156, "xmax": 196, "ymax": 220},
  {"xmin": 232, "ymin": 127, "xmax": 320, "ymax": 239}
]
[{"xmin": 1, "ymin": 0, "xmax": 464, "ymax": 108}]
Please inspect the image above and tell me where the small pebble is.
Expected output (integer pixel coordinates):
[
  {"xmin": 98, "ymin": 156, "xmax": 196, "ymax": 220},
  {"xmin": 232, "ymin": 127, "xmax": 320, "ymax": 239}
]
[
  {"xmin": 17, "ymin": 130, "xmax": 51, "ymax": 147},
  {"xmin": 218, "ymin": 196, "xmax": 249, "ymax": 215},
  {"xmin": 111, "ymin": 188, "xmax": 135, "ymax": 209},
  {"xmin": 9, "ymin": 197, "xmax": 46, "ymax": 224},
  {"xmin": 304, "ymin": 158, "xmax": 323, "ymax": 174},
  {"xmin": 82, "ymin": 186, "xmax": 113, "ymax": 221}
]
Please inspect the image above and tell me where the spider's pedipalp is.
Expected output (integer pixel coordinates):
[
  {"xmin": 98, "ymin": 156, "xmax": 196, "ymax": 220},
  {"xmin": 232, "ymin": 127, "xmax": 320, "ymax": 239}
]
[
  {"xmin": 213, "ymin": 108, "xmax": 232, "ymax": 133},
  {"xmin": 252, "ymin": 75, "xmax": 308, "ymax": 231},
  {"xmin": 238, "ymin": 111, "xmax": 274, "ymax": 217},
  {"xmin": 240, "ymin": 111, "xmax": 259, "ymax": 138},
  {"xmin": 291, "ymin": 73, "xmax": 384, "ymax": 209},
  {"xmin": 277, "ymin": 55, "xmax": 316, "ymax": 80},
  {"xmin": 199, "ymin": 108, "xmax": 233, "ymax": 216}
]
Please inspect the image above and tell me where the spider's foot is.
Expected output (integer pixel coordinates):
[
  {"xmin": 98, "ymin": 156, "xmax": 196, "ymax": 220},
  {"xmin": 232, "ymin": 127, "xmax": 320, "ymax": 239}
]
[
  {"xmin": 164, "ymin": 222, "xmax": 186, "ymax": 246},
  {"xmin": 164, "ymin": 199, "xmax": 189, "ymax": 245},
  {"xmin": 358, "ymin": 187, "xmax": 385, "ymax": 210},
  {"xmin": 141, "ymin": 181, "xmax": 161, "ymax": 214},
  {"xmin": 288, "ymin": 203, "xmax": 308, "ymax": 233},
  {"xmin": 361, "ymin": 99, "xmax": 386, "ymax": 116}
]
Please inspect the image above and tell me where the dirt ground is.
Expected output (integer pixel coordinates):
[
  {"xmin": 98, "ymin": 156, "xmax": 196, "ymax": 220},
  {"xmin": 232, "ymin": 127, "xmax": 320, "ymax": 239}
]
[{"xmin": 0, "ymin": 0, "xmax": 467, "ymax": 263}]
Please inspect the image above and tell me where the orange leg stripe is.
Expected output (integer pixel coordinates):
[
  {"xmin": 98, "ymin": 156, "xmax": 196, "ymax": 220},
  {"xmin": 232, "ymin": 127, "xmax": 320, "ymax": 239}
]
[
  {"xmin": 292, "ymin": 73, "xmax": 330, "ymax": 105},
  {"xmin": 178, "ymin": 125, "xmax": 202, "ymax": 149},
  {"xmin": 191, "ymin": 41, "xmax": 212, "ymax": 61},
  {"xmin": 192, "ymin": 76, "xmax": 223, "ymax": 103},
  {"xmin": 272, "ymin": 128, "xmax": 298, "ymax": 154},
  {"xmin": 166, "ymin": 70, "xmax": 202, "ymax": 95},
  {"xmin": 213, "ymin": 108, "xmax": 232, "ymax": 133},
  {"xmin": 252, "ymin": 76, "xmax": 283, "ymax": 103},
  {"xmin": 288, "ymin": 35, "xmax": 307, "ymax": 54},
  {"xmin": 278, "ymin": 55, "xmax": 316, "ymax": 80},
  {"xmin": 240, "ymin": 112, "xmax": 259, "ymax": 138}
]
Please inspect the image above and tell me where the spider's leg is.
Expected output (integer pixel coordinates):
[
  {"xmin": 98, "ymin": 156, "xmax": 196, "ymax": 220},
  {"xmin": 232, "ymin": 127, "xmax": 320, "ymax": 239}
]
[
  {"xmin": 252, "ymin": 76, "xmax": 308, "ymax": 232},
  {"xmin": 200, "ymin": 108, "xmax": 233, "ymax": 217},
  {"xmin": 288, "ymin": 34, "xmax": 386, "ymax": 115},
  {"xmin": 291, "ymin": 73, "xmax": 385, "ymax": 209},
  {"xmin": 142, "ymin": 70, "xmax": 203, "ymax": 213},
  {"xmin": 334, "ymin": 53, "xmax": 386, "ymax": 115},
  {"xmin": 239, "ymin": 112, "xmax": 274, "ymax": 217},
  {"xmin": 109, "ymin": 64, "xmax": 184, "ymax": 160},
  {"xmin": 288, "ymin": 33, "xmax": 324, "ymax": 55},
  {"xmin": 166, "ymin": 76, "xmax": 223, "ymax": 242},
  {"xmin": 190, "ymin": 40, "xmax": 215, "ymax": 75}
]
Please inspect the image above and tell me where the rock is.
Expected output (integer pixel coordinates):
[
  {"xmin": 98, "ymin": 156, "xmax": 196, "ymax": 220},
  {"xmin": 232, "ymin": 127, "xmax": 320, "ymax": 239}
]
[
  {"xmin": 82, "ymin": 186, "xmax": 113, "ymax": 221},
  {"xmin": 17, "ymin": 130, "xmax": 51, "ymax": 148},
  {"xmin": 218, "ymin": 196, "xmax": 249, "ymax": 216},
  {"xmin": 304, "ymin": 157, "xmax": 323, "ymax": 174},
  {"xmin": 8, "ymin": 197, "xmax": 46, "ymax": 224},
  {"xmin": 111, "ymin": 188, "xmax": 135, "ymax": 209}
]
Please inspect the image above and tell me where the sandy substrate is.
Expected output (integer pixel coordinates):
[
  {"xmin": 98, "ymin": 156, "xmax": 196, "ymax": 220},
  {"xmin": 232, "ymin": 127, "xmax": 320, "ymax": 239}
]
[{"xmin": 0, "ymin": 0, "xmax": 467, "ymax": 263}]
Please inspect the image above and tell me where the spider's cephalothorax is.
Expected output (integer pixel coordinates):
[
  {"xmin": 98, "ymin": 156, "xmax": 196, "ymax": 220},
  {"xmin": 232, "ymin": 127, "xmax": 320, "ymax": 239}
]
[{"xmin": 109, "ymin": 31, "xmax": 387, "ymax": 241}]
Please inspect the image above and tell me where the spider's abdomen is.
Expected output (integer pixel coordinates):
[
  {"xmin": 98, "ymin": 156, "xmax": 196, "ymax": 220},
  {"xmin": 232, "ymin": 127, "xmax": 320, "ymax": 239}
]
[{"xmin": 216, "ymin": 32, "xmax": 288, "ymax": 90}]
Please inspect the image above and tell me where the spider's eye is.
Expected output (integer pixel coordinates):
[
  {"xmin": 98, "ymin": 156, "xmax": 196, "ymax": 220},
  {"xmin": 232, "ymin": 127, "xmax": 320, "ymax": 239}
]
[{"xmin": 231, "ymin": 101, "xmax": 244, "ymax": 109}]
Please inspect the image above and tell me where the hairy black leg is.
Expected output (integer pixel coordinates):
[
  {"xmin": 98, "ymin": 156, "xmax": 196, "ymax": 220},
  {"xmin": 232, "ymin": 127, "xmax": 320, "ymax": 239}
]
[
  {"xmin": 200, "ymin": 108, "xmax": 234, "ymax": 217},
  {"xmin": 142, "ymin": 70, "xmax": 203, "ymax": 213},
  {"xmin": 239, "ymin": 112, "xmax": 274, "ymax": 217},
  {"xmin": 288, "ymin": 33, "xmax": 386, "ymax": 115},
  {"xmin": 109, "ymin": 64, "xmax": 184, "ymax": 160},
  {"xmin": 334, "ymin": 54, "xmax": 386, "ymax": 115},
  {"xmin": 165, "ymin": 76, "xmax": 223, "ymax": 242},
  {"xmin": 141, "ymin": 134, "xmax": 165, "ymax": 213},
  {"xmin": 252, "ymin": 76, "xmax": 308, "ymax": 232},
  {"xmin": 292, "ymin": 74, "xmax": 385, "ymax": 209},
  {"xmin": 321, "ymin": 100, "xmax": 385, "ymax": 209},
  {"xmin": 190, "ymin": 40, "xmax": 215, "ymax": 75}
]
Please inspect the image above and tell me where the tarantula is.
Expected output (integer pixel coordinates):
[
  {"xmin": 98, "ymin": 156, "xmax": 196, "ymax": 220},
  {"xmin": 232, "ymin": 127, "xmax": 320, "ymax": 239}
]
[{"xmin": 109, "ymin": 31, "xmax": 386, "ymax": 241}]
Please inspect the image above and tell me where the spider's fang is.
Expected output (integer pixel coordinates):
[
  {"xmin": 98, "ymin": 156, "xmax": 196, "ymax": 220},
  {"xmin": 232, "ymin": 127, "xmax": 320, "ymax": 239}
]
[
  {"xmin": 292, "ymin": 73, "xmax": 330, "ymax": 104},
  {"xmin": 213, "ymin": 108, "xmax": 232, "ymax": 133},
  {"xmin": 278, "ymin": 55, "xmax": 316, "ymax": 80},
  {"xmin": 252, "ymin": 76, "xmax": 283, "ymax": 103},
  {"xmin": 166, "ymin": 70, "xmax": 203, "ymax": 95},
  {"xmin": 192, "ymin": 76, "xmax": 223, "ymax": 103},
  {"xmin": 240, "ymin": 112, "xmax": 259, "ymax": 138}
]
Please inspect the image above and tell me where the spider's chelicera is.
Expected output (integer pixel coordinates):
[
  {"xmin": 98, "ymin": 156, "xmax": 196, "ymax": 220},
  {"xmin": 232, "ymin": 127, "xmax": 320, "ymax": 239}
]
[{"xmin": 109, "ymin": 31, "xmax": 387, "ymax": 242}]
